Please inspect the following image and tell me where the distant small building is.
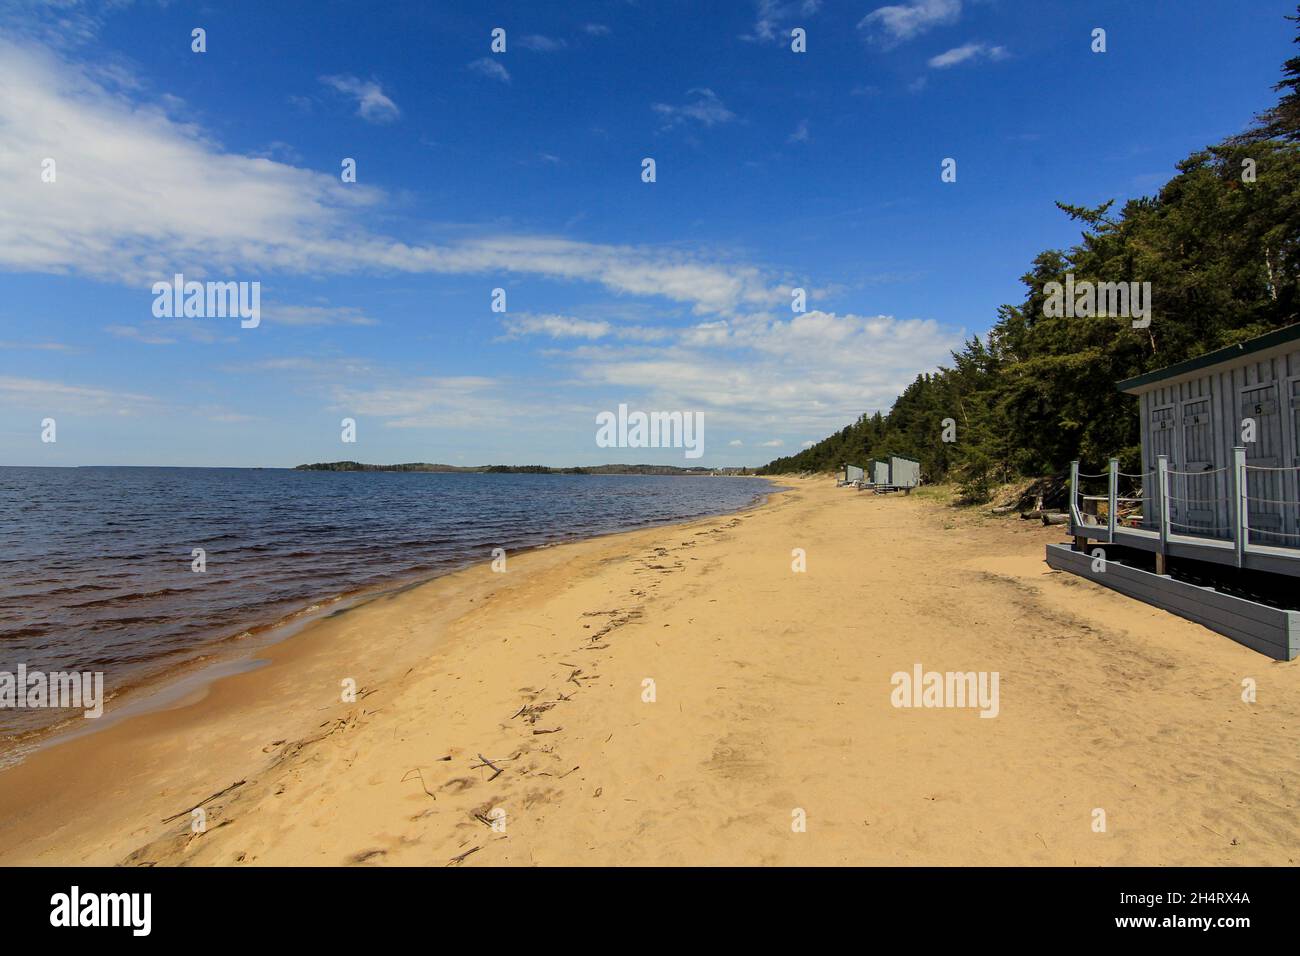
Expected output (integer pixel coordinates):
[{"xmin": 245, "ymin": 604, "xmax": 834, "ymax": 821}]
[{"xmin": 888, "ymin": 455, "xmax": 921, "ymax": 489}]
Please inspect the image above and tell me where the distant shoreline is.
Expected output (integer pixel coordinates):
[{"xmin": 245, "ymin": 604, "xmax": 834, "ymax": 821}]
[
  {"xmin": 0, "ymin": 463, "xmax": 759, "ymax": 474},
  {"xmin": 293, "ymin": 461, "xmax": 757, "ymax": 476}
]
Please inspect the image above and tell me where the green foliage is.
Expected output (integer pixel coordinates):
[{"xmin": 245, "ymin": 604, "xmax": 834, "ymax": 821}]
[{"xmin": 761, "ymin": 11, "xmax": 1300, "ymax": 482}]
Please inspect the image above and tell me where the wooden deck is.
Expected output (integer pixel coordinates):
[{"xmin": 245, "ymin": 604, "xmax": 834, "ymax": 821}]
[{"xmin": 1068, "ymin": 456, "xmax": 1300, "ymax": 578}]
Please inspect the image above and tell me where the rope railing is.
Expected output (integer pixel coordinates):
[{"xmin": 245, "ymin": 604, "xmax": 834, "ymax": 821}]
[
  {"xmin": 1069, "ymin": 461, "xmax": 1156, "ymax": 541},
  {"xmin": 1071, "ymin": 449, "xmax": 1300, "ymax": 567}
]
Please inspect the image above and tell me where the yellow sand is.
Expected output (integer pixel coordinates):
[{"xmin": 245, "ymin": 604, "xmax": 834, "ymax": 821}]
[{"xmin": 0, "ymin": 478, "xmax": 1295, "ymax": 866}]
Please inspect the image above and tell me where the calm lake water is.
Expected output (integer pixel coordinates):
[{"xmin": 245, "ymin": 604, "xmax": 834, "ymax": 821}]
[{"xmin": 0, "ymin": 467, "xmax": 772, "ymax": 749}]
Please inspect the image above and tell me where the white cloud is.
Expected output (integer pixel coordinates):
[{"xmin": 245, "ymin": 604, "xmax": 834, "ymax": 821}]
[
  {"xmin": 517, "ymin": 35, "xmax": 566, "ymax": 52},
  {"xmin": 680, "ymin": 321, "xmax": 731, "ymax": 347},
  {"xmin": 0, "ymin": 0, "xmax": 106, "ymax": 47},
  {"xmin": 223, "ymin": 356, "xmax": 380, "ymax": 377},
  {"xmin": 106, "ymin": 320, "xmax": 239, "ymax": 346},
  {"xmin": 503, "ymin": 313, "xmax": 611, "ymax": 340},
  {"xmin": 745, "ymin": 0, "xmax": 822, "ymax": 43},
  {"xmin": 859, "ymin": 0, "xmax": 961, "ymax": 44},
  {"xmin": 928, "ymin": 43, "xmax": 1007, "ymax": 68},
  {"xmin": 105, "ymin": 324, "xmax": 177, "ymax": 345},
  {"xmin": 787, "ymin": 119, "xmax": 810, "ymax": 144},
  {"xmin": 652, "ymin": 89, "xmax": 736, "ymax": 128},
  {"xmin": 249, "ymin": 309, "xmax": 960, "ymax": 449},
  {"xmin": 760, "ymin": 439, "xmax": 784, "ymax": 447},
  {"xmin": 262, "ymin": 304, "xmax": 380, "ymax": 327},
  {"xmin": 0, "ymin": 38, "xmax": 779, "ymax": 317},
  {"xmin": 558, "ymin": 310, "xmax": 961, "ymax": 436},
  {"xmin": 729, "ymin": 439, "xmax": 744, "ymax": 446},
  {"xmin": 468, "ymin": 57, "xmax": 511, "ymax": 83},
  {"xmin": 0, "ymin": 374, "xmax": 158, "ymax": 415},
  {"xmin": 583, "ymin": 24, "xmax": 611, "ymax": 36},
  {"xmin": 801, "ymin": 440, "xmax": 816, "ymax": 448},
  {"xmin": 330, "ymin": 376, "xmax": 518, "ymax": 429},
  {"xmin": 319, "ymin": 74, "xmax": 400, "ymax": 123}
]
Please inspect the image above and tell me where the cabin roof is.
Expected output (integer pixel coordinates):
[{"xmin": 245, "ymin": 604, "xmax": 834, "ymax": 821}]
[
  {"xmin": 1117, "ymin": 323, "xmax": 1300, "ymax": 395},
  {"xmin": 888, "ymin": 454, "xmax": 920, "ymax": 463}
]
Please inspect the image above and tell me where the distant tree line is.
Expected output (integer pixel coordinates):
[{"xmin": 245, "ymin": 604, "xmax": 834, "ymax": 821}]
[{"xmin": 761, "ymin": 7, "xmax": 1300, "ymax": 501}]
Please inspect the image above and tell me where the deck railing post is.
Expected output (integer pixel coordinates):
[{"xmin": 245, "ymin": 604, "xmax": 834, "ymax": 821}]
[
  {"xmin": 1107, "ymin": 457, "xmax": 1118, "ymax": 544},
  {"xmin": 1069, "ymin": 460, "xmax": 1081, "ymax": 542},
  {"xmin": 1231, "ymin": 446, "xmax": 1248, "ymax": 566},
  {"xmin": 1156, "ymin": 455, "xmax": 1170, "ymax": 574}
]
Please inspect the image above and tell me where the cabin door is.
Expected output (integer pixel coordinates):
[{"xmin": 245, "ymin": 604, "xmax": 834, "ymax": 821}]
[
  {"xmin": 1149, "ymin": 403, "xmax": 1176, "ymax": 532},
  {"xmin": 1241, "ymin": 383, "xmax": 1284, "ymax": 544},
  {"xmin": 1178, "ymin": 398, "xmax": 1218, "ymax": 537},
  {"xmin": 1288, "ymin": 377, "xmax": 1300, "ymax": 543}
]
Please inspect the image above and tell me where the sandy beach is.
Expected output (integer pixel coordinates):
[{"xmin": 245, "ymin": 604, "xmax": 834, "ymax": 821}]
[{"xmin": 0, "ymin": 477, "xmax": 1295, "ymax": 867}]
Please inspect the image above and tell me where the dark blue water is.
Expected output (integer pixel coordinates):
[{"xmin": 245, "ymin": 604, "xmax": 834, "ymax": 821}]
[{"xmin": 0, "ymin": 467, "xmax": 772, "ymax": 745}]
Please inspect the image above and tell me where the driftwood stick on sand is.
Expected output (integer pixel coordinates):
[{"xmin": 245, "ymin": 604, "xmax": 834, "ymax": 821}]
[
  {"xmin": 161, "ymin": 779, "xmax": 246, "ymax": 824},
  {"xmin": 446, "ymin": 846, "xmax": 481, "ymax": 867},
  {"xmin": 400, "ymin": 767, "xmax": 437, "ymax": 800},
  {"xmin": 472, "ymin": 753, "xmax": 505, "ymax": 780}
]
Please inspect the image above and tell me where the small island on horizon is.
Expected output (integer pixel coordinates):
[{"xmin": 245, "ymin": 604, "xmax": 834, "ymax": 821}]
[{"xmin": 294, "ymin": 461, "xmax": 757, "ymax": 476}]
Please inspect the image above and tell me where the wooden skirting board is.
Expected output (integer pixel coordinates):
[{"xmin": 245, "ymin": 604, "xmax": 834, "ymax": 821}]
[{"xmin": 1044, "ymin": 543, "xmax": 1299, "ymax": 661}]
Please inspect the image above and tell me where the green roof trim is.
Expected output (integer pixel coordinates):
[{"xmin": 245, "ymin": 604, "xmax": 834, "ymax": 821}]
[{"xmin": 1117, "ymin": 324, "xmax": 1300, "ymax": 394}]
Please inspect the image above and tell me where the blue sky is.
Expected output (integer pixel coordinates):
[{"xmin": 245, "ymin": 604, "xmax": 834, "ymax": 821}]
[{"xmin": 0, "ymin": 0, "xmax": 1294, "ymax": 467}]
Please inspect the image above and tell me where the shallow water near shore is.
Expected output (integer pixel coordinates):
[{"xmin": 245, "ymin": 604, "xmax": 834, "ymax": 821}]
[{"xmin": 0, "ymin": 466, "xmax": 773, "ymax": 750}]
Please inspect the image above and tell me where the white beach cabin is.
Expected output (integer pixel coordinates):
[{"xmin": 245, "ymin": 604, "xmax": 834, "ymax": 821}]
[{"xmin": 1047, "ymin": 324, "xmax": 1300, "ymax": 659}]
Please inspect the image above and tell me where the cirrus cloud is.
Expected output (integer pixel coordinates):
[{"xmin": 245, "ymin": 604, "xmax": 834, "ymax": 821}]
[
  {"xmin": 319, "ymin": 74, "xmax": 401, "ymax": 123},
  {"xmin": 928, "ymin": 42, "xmax": 1008, "ymax": 68},
  {"xmin": 859, "ymin": 0, "xmax": 961, "ymax": 45}
]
